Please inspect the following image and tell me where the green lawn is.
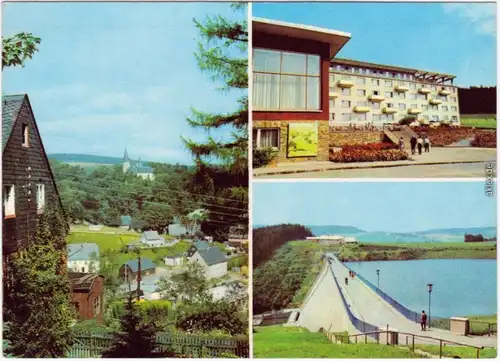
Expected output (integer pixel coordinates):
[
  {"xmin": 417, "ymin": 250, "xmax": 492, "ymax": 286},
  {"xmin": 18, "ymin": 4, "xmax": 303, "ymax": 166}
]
[
  {"xmin": 370, "ymin": 241, "xmax": 496, "ymax": 249},
  {"xmin": 70, "ymin": 224, "xmax": 140, "ymax": 235},
  {"xmin": 461, "ymin": 117, "xmax": 497, "ymax": 129},
  {"xmin": 415, "ymin": 344, "xmax": 496, "ymax": 359},
  {"xmin": 253, "ymin": 326, "xmax": 423, "ymax": 358},
  {"xmin": 467, "ymin": 315, "xmax": 497, "ymax": 335}
]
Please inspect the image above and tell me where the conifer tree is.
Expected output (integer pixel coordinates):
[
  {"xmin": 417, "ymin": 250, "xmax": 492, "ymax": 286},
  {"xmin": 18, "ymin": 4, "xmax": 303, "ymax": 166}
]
[
  {"xmin": 101, "ymin": 296, "xmax": 159, "ymax": 358},
  {"xmin": 183, "ymin": 4, "xmax": 248, "ymax": 241},
  {"xmin": 3, "ymin": 201, "xmax": 74, "ymax": 358}
]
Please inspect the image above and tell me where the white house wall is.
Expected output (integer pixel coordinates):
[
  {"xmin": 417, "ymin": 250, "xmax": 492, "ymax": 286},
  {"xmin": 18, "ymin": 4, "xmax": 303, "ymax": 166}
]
[
  {"xmin": 68, "ymin": 260, "xmax": 100, "ymax": 273},
  {"xmin": 207, "ymin": 261, "xmax": 227, "ymax": 279}
]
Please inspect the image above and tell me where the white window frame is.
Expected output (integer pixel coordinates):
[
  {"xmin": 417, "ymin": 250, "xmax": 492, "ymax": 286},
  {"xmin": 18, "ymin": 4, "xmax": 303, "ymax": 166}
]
[
  {"xmin": 253, "ymin": 128, "xmax": 280, "ymax": 149},
  {"xmin": 22, "ymin": 124, "xmax": 29, "ymax": 147},
  {"xmin": 36, "ymin": 184, "xmax": 46, "ymax": 213},
  {"xmin": 93, "ymin": 296, "xmax": 101, "ymax": 316},
  {"xmin": 3, "ymin": 185, "xmax": 15, "ymax": 218}
]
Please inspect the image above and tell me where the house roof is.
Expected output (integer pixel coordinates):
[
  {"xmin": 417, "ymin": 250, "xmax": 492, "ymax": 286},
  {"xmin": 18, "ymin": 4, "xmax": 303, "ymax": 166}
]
[
  {"xmin": 67, "ymin": 243, "xmax": 99, "ymax": 261},
  {"xmin": 194, "ymin": 241, "xmax": 209, "ymax": 250},
  {"xmin": 68, "ymin": 272, "xmax": 102, "ymax": 292},
  {"xmin": 197, "ymin": 247, "xmax": 226, "ymax": 266},
  {"xmin": 143, "ymin": 231, "xmax": 162, "ymax": 241},
  {"xmin": 124, "ymin": 258, "xmax": 156, "ymax": 272},
  {"xmin": 2, "ymin": 94, "xmax": 25, "ymax": 150},
  {"xmin": 121, "ymin": 215, "xmax": 132, "ymax": 226}
]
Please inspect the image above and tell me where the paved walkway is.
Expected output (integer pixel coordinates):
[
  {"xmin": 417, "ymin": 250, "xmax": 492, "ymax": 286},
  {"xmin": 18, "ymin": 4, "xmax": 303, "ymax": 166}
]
[
  {"xmin": 328, "ymin": 256, "xmax": 497, "ymax": 348},
  {"xmin": 254, "ymin": 147, "xmax": 496, "ymax": 178}
]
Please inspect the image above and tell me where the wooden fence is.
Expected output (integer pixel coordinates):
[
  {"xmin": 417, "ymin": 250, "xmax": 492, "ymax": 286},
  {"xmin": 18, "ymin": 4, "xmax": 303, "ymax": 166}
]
[{"xmin": 68, "ymin": 330, "xmax": 249, "ymax": 358}]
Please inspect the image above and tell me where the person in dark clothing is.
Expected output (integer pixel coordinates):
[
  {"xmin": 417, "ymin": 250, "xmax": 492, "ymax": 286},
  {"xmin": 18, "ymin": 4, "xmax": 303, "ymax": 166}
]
[
  {"xmin": 410, "ymin": 136, "xmax": 417, "ymax": 155},
  {"xmin": 398, "ymin": 137, "xmax": 405, "ymax": 151},
  {"xmin": 417, "ymin": 137, "xmax": 423, "ymax": 155},
  {"xmin": 345, "ymin": 277, "xmax": 349, "ymax": 285},
  {"xmin": 421, "ymin": 310, "xmax": 428, "ymax": 331}
]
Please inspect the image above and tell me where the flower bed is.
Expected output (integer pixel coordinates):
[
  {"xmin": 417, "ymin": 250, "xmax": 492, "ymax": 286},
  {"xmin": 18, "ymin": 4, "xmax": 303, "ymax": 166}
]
[
  {"xmin": 471, "ymin": 131, "xmax": 497, "ymax": 148},
  {"xmin": 411, "ymin": 127, "xmax": 478, "ymax": 146},
  {"xmin": 329, "ymin": 143, "xmax": 408, "ymax": 163}
]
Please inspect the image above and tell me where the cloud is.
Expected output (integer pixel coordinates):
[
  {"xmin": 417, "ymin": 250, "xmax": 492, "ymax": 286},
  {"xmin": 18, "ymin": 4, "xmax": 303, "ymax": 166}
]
[{"xmin": 443, "ymin": 3, "xmax": 497, "ymax": 36}]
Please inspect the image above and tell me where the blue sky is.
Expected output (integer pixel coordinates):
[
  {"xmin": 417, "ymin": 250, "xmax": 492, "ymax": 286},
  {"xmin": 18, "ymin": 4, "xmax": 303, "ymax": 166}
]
[
  {"xmin": 2, "ymin": 3, "xmax": 246, "ymax": 164},
  {"xmin": 253, "ymin": 2, "xmax": 496, "ymax": 87},
  {"xmin": 253, "ymin": 182, "xmax": 496, "ymax": 232}
]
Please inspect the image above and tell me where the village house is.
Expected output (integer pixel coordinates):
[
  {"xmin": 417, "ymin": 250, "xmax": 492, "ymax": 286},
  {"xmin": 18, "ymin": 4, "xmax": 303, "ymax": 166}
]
[
  {"xmin": 191, "ymin": 247, "xmax": 228, "ymax": 279},
  {"xmin": 67, "ymin": 243, "xmax": 100, "ymax": 273},
  {"xmin": 306, "ymin": 235, "xmax": 358, "ymax": 245},
  {"xmin": 2, "ymin": 94, "xmax": 66, "ymax": 279},
  {"xmin": 140, "ymin": 230, "xmax": 165, "ymax": 247},
  {"xmin": 120, "ymin": 215, "xmax": 132, "ymax": 230},
  {"xmin": 186, "ymin": 240, "xmax": 210, "ymax": 258},
  {"xmin": 164, "ymin": 254, "xmax": 184, "ymax": 267},
  {"xmin": 69, "ymin": 272, "xmax": 104, "ymax": 323},
  {"xmin": 119, "ymin": 258, "xmax": 156, "ymax": 283}
]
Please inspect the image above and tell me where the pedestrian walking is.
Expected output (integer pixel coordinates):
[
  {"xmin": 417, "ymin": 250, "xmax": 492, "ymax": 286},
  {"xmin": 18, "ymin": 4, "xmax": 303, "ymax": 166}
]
[
  {"xmin": 398, "ymin": 137, "xmax": 405, "ymax": 151},
  {"xmin": 345, "ymin": 277, "xmax": 349, "ymax": 286},
  {"xmin": 410, "ymin": 135, "xmax": 417, "ymax": 155},
  {"xmin": 417, "ymin": 136, "xmax": 423, "ymax": 155},
  {"xmin": 424, "ymin": 136, "xmax": 431, "ymax": 153},
  {"xmin": 421, "ymin": 310, "xmax": 428, "ymax": 331}
]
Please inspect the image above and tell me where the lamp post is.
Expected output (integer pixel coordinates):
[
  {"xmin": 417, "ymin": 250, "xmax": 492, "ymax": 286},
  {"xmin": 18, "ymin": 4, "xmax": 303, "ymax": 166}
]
[
  {"xmin": 427, "ymin": 283, "xmax": 433, "ymax": 329},
  {"xmin": 376, "ymin": 269, "xmax": 380, "ymax": 289}
]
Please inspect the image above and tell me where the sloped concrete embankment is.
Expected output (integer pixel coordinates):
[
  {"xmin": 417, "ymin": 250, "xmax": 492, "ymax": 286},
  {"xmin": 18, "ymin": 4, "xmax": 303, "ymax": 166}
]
[{"xmin": 297, "ymin": 260, "xmax": 355, "ymax": 334}]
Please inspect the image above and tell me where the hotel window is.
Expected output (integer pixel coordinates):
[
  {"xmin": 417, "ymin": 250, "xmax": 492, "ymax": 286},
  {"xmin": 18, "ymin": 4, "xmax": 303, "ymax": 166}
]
[
  {"xmin": 443, "ymin": 115, "xmax": 449, "ymax": 120},
  {"xmin": 253, "ymin": 128, "xmax": 280, "ymax": 149},
  {"xmin": 355, "ymin": 113, "xmax": 367, "ymax": 121},
  {"xmin": 36, "ymin": 184, "xmax": 45, "ymax": 213},
  {"xmin": 398, "ymin": 93, "xmax": 406, "ymax": 99},
  {"xmin": 399, "ymin": 81, "xmax": 407, "ymax": 87},
  {"xmin": 411, "ymin": 104, "xmax": 417, "ymax": 109},
  {"xmin": 330, "ymin": 112, "xmax": 335, "ymax": 121},
  {"xmin": 450, "ymin": 97, "xmax": 457, "ymax": 102},
  {"xmin": 384, "ymin": 91, "xmax": 393, "ymax": 98},
  {"xmin": 431, "ymin": 105, "xmax": 439, "ymax": 110},
  {"xmin": 371, "ymin": 102, "xmax": 380, "ymax": 109},
  {"xmin": 432, "ymin": 115, "xmax": 439, "ymax": 121},
  {"xmin": 398, "ymin": 103, "xmax": 406, "ymax": 110},
  {"xmin": 357, "ymin": 101, "xmax": 368, "ymax": 107},
  {"xmin": 357, "ymin": 78, "xmax": 366, "ymax": 85},
  {"xmin": 387, "ymin": 114, "xmax": 395, "ymax": 121},
  {"xmin": 341, "ymin": 113, "xmax": 352, "ymax": 121},
  {"xmin": 253, "ymin": 49, "xmax": 321, "ymax": 110},
  {"xmin": 442, "ymin": 106, "xmax": 448, "ymax": 111},
  {"xmin": 341, "ymin": 100, "xmax": 351, "ymax": 108},
  {"xmin": 439, "ymin": 95, "xmax": 447, "ymax": 101},
  {"xmin": 3, "ymin": 185, "xmax": 15, "ymax": 218},
  {"xmin": 431, "ymin": 86, "xmax": 437, "ymax": 91},
  {"xmin": 329, "ymin": 86, "xmax": 335, "ymax": 93},
  {"xmin": 357, "ymin": 89, "xmax": 366, "ymax": 96},
  {"xmin": 335, "ymin": 64, "xmax": 342, "ymax": 71},
  {"xmin": 329, "ymin": 99, "xmax": 335, "ymax": 109},
  {"xmin": 22, "ymin": 124, "xmax": 29, "ymax": 147},
  {"xmin": 451, "ymin": 106, "xmax": 457, "ymax": 112},
  {"xmin": 341, "ymin": 88, "xmax": 351, "ymax": 96},
  {"xmin": 385, "ymin": 80, "xmax": 393, "ymax": 87},
  {"xmin": 410, "ymin": 83, "xmax": 416, "ymax": 90},
  {"xmin": 423, "ymin": 115, "xmax": 429, "ymax": 121},
  {"xmin": 372, "ymin": 79, "xmax": 380, "ymax": 86},
  {"xmin": 373, "ymin": 114, "xmax": 379, "ymax": 121},
  {"xmin": 422, "ymin": 105, "xmax": 429, "ymax": 110},
  {"xmin": 410, "ymin": 94, "xmax": 417, "ymax": 100},
  {"xmin": 329, "ymin": 73, "xmax": 335, "ymax": 83},
  {"xmin": 418, "ymin": 94, "xmax": 427, "ymax": 100},
  {"xmin": 341, "ymin": 75, "xmax": 352, "ymax": 80},
  {"xmin": 380, "ymin": 114, "xmax": 388, "ymax": 122},
  {"xmin": 452, "ymin": 116, "xmax": 458, "ymax": 121}
]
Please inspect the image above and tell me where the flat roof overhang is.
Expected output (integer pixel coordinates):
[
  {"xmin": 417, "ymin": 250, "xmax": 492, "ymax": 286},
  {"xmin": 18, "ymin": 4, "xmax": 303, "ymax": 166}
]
[{"xmin": 253, "ymin": 17, "xmax": 351, "ymax": 58}]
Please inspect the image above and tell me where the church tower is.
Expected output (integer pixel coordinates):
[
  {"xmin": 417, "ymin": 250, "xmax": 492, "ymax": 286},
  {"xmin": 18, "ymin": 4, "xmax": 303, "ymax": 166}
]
[{"xmin": 123, "ymin": 148, "xmax": 130, "ymax": 173}]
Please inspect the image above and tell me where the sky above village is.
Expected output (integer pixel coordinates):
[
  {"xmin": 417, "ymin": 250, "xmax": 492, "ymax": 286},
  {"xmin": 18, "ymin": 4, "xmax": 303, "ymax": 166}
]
[
  {"xmin": 253, "ymin": 182, "xmax": 496, "ymax": 232},
  {"xmin": 253, "ymin": 2, "xmax": 497, "ymax": 87},
  {"xmin": 2, "ymin": 2, "xmax": 246, "ymax": 164}
]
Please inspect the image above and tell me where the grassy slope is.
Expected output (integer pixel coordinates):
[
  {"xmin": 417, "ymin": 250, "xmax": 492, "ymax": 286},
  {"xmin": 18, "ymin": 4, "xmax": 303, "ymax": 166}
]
[
  {"xmin": 415, "ymin": 344, "xmax": 496, "ymax": 359},
  {"xmin": 338, "ymin": 241, "xmax": 496, "ymax": 261},
  {"xmin": 253, "ymin": 326, "xmax": 422, "ymax": 358},
  {"xmin": 460, "ymin": 117, "xmax": 497, "ymax": 129},
  {"xmin": 66, "ymin": 230, "xmax": 191, "ymax": 265}
]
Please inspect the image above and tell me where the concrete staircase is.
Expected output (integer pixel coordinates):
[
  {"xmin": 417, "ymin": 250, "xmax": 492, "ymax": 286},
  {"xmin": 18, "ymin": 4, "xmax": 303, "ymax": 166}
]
[{"xmin": 384, "ymin": 125, "xmax": 418, "ymax": 149}]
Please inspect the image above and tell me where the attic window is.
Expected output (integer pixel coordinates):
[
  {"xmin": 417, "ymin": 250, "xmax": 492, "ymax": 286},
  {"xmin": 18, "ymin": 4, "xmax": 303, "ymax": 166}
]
[
  {"xmin": 22, "ymin": 124, "xmax": 29, "ymax": 147},
  {"xmin": 36, "ymin": 184, "xmax": 46, "ymax": 213}
]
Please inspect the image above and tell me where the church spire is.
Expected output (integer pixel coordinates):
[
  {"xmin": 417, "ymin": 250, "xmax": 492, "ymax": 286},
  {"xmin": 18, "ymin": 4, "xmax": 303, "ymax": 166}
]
[{"xmin": 123, "ymin": 147, "xmax": 130, "ymax": 162}]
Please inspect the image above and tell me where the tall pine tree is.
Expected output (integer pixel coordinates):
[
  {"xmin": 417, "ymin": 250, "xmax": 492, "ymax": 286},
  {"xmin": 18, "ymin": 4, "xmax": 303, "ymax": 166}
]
[
  {"xmin": 3, "ymin": 200, "xmax": 74, "ymax": 357},
  {"xmin": 183, "ymin": 3, "xmax": 248, "ymax": 241}
]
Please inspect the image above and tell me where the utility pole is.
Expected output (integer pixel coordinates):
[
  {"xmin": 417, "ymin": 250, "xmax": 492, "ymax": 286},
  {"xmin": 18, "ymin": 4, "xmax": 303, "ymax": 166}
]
[{"xmin": 136, "ymin": 254, "xmax": 142, "ymax": 301}]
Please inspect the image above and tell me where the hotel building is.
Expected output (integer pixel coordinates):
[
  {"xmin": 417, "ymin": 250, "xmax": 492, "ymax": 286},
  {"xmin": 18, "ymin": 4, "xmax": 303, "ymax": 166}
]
[{"xmin": 252, "ymin": 18, "xmax": 461, "ymax": 163}]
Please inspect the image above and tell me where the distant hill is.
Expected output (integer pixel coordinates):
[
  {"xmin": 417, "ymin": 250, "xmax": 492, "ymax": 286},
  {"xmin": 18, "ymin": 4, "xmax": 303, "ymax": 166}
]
[
  {"xmin": 416, "ymin": 227, "xmax": 496, "ymax": 237},
  {"xmin": 48, "ymin": 153, "xmax": 123, "ymax": 165}
]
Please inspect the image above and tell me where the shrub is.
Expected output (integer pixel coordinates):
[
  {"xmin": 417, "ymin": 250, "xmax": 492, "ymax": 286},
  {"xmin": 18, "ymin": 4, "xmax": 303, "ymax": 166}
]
[
  {"xmin": 399, "ymin": 116, "xmax": 417, "ymax": 126},
  {"xmin": 253, "ymin": 147, "xmax": 278, "ymax": 168}
]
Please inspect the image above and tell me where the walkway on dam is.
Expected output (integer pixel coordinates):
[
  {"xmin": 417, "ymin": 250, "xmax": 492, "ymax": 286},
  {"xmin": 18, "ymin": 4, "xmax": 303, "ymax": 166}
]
[{"xmin": 326, "ymin": 253, "xmax": 497, "ymax": 348}]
